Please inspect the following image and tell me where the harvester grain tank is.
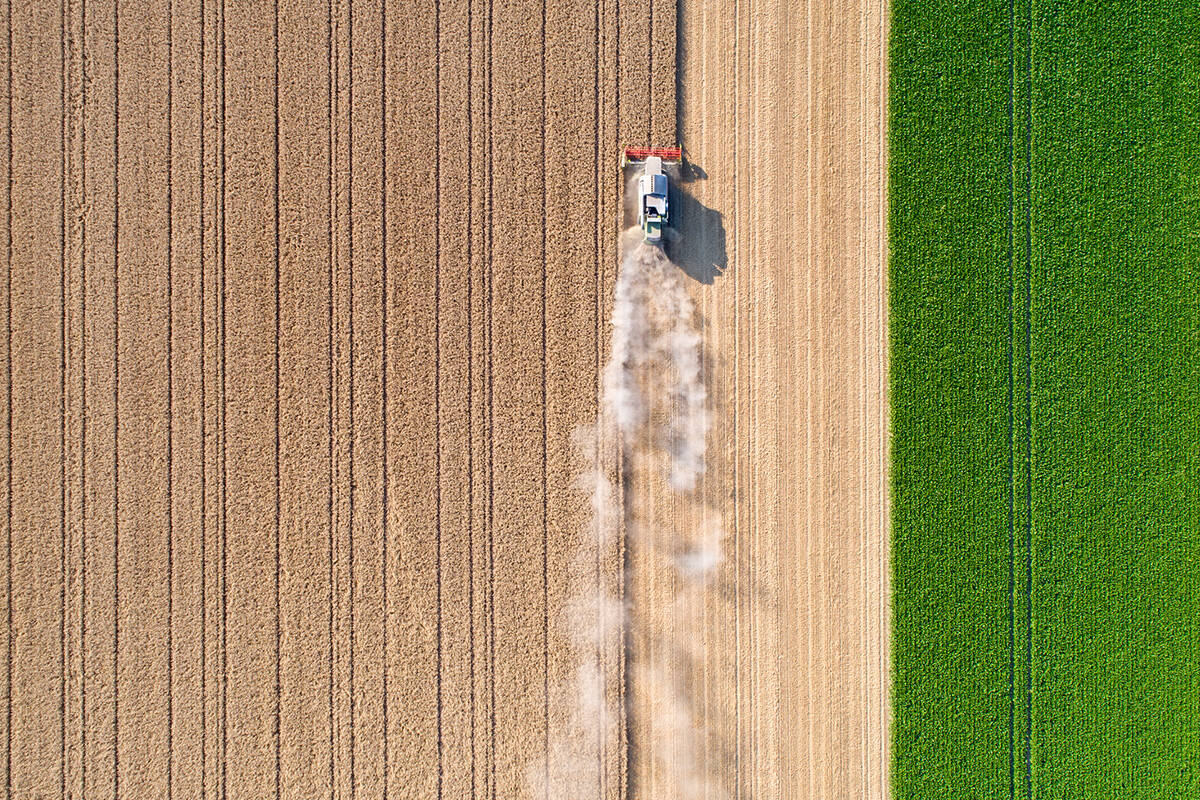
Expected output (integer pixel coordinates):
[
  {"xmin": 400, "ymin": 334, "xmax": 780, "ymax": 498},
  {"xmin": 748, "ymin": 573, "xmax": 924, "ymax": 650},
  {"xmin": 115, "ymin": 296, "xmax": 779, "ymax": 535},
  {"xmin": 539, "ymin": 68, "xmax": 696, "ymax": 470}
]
[{"xmin": 622, "ymin": 146, "xmax": 682, "ymax": 243}]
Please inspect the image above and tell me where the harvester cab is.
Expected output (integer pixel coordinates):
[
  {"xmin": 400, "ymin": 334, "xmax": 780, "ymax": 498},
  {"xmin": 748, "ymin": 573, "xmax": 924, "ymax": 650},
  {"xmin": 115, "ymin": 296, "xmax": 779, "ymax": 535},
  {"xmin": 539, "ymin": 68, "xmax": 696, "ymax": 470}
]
[{"xmin": 623, "ymin": 146, "xmax": 681, "ymax": 243}]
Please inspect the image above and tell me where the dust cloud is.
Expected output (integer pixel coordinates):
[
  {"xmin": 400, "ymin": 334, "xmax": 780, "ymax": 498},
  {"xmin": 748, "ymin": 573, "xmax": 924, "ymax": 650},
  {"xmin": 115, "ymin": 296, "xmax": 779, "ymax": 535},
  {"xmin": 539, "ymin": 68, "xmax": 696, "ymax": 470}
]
[{"xmin": 530, "ymin": 218, "xmax": 728, "ymax": 798}]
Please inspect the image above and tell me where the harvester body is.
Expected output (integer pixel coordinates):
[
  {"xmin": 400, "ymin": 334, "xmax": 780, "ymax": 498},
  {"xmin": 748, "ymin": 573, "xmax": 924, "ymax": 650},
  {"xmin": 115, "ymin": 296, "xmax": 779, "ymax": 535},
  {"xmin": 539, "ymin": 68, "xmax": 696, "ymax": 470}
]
[
  {"xmin": 623, "ymin": 146, "xmax": 681, "ymax": 243},
  {"xmin": 638, "ymin": 157, "xmax": 669, "ymax": 242}
]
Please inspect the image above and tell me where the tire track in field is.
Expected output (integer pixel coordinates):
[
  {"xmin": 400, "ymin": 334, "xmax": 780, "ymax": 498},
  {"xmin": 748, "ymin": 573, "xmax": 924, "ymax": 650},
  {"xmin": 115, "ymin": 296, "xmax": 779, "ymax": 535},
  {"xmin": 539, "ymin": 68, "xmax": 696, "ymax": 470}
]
[
  {"xmin": 1008, "ymin": 0, "xmax": 1035, "ymax": 791},
  {"xmin": 1007, "ymin": 0, "xmax": 1017, "ymax": 794},
  {"xmin": 1026, "ymin": 0, "xmax": 1034, "ymax": 790}
]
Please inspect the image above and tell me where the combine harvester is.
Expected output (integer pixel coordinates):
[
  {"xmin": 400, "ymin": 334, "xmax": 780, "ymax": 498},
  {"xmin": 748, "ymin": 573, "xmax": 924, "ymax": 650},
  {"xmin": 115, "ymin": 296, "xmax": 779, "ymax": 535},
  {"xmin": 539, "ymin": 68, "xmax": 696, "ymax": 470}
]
[{"xmin": 622, "ymin": 146, "xmax": 681, "ymax": 243}]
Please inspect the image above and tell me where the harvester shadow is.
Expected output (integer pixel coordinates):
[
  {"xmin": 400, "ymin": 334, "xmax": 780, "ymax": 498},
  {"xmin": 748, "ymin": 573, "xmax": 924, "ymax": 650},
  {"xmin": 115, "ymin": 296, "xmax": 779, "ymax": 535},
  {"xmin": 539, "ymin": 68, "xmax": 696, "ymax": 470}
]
[
  {"xmin": 667, "ymin": 176, "xmax": 728, "ymax": 285},
  {"xmin": 673, "ymin": 0, "xmax": 727, "ymax": 286}
]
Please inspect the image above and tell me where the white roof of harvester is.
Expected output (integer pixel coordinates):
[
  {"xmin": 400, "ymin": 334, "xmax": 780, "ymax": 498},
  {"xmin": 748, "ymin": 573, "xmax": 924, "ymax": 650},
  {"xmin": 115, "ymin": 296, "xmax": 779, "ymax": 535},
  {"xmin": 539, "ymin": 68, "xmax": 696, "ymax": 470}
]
[
  {"xmin": 643, "ymin": 193, "xmax": 667, "ymax": 216},
  {"xmin": 645, "ymin": 173, "xmax": 668, "ymax": 196},
  {"xmin": 640, "ymin": 157, "xmax": 668, "ymax": 210}
]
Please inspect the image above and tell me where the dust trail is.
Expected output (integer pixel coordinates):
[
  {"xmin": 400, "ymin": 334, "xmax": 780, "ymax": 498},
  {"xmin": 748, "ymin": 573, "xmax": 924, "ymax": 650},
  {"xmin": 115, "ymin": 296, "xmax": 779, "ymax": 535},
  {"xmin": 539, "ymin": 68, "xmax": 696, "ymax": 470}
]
[
  {"xmin": 533, "ymin": 224, "xmax": 726, "ymax": 799},
  {"xmin": 605, "ymin": 230, "xmax": 710, "ymax": 491},
  {"xmin": 529, "ymin": 423, "xmax": 624, "ymax": 800}
]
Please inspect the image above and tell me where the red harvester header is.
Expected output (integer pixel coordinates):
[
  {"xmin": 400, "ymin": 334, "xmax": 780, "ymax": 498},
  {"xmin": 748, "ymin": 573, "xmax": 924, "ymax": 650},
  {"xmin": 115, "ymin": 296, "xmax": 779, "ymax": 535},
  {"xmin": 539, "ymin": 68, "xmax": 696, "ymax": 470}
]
[{"xmin": 623, "ymin": 146, "xmax": 682, "ymax": 161}]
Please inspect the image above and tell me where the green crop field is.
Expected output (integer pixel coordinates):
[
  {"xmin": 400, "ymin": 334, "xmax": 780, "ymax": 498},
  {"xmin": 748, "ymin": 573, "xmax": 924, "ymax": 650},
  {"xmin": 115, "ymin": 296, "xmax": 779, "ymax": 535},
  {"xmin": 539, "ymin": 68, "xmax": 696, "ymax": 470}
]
[{"xmin": 889, "ymin": 0, "xmax": 1200, "ymax": 795}]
